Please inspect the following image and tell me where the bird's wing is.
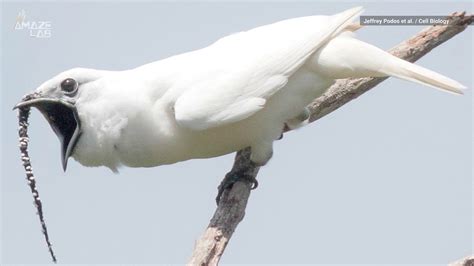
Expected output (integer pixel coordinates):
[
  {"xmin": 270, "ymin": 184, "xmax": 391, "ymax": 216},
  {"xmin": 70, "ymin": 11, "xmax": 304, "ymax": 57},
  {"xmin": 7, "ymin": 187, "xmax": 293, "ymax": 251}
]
[{"xmin": 174, "ymin": 7, "xmax": 363, "ymax": 130}]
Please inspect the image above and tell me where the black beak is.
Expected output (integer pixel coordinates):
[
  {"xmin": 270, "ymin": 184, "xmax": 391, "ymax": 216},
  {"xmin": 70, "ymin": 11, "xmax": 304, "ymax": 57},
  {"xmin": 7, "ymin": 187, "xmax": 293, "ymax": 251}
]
[{"xmin": 14, "ymin": 93, "xmax": 82, "ymax": 171}]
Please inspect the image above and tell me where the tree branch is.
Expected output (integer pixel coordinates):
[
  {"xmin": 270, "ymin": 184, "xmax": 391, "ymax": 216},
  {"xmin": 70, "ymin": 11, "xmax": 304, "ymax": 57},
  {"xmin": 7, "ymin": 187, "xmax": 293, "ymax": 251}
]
[
  {"xmin": 449, "ymin": 255, "xmax": 474, "ymax": 266},
  {"xmin": 188, "ymin": 12, "xmax": 472, "ymax": 266}
]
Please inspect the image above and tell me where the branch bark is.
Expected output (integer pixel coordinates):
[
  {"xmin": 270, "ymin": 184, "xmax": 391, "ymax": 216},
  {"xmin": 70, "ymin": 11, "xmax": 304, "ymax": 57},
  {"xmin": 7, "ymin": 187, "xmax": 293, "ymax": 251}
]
[
  {"xmin": 449, "ymin": 255, "xmax": 474, "ymax": 266},
  {"xmin": 188, "ymin": 12, "xmax": 472, "ymax": 266}
]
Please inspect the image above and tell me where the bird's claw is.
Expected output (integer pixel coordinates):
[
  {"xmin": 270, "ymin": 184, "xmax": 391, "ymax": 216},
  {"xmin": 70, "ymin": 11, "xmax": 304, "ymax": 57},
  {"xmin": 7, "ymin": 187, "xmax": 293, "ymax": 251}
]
[
  {"xmin": 250, "ymin": 179, "xmax": 259, "ymax": 189},
  {"xmin": 215, "ymin": 171, "xmax": 258, "ymax": 204}
]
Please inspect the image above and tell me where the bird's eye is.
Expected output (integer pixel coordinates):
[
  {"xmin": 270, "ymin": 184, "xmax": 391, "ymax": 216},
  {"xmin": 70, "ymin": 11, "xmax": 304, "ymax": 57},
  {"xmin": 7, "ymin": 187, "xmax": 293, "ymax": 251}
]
[{"xmin": 60, "ymin": 78, "xmax": 78, "ymax": 94}]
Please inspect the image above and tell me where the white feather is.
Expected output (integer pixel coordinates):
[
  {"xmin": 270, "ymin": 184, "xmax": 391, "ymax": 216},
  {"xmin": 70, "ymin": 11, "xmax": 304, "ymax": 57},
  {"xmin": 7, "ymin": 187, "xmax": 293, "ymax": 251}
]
[
  {"xmin": 173, "ymin": 7, "xmax": 364, "ymax": 130},
  {"xmin": 31, "ymin": 7, "xmax": 465, "ymax": 170}
]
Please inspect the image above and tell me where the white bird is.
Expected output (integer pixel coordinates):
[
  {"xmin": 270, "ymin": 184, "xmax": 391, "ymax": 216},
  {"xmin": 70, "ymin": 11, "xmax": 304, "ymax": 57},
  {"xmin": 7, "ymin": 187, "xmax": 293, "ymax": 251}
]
[{"xmin": 16, "ymin": 7, "xmax": 465, "ymax": 195}]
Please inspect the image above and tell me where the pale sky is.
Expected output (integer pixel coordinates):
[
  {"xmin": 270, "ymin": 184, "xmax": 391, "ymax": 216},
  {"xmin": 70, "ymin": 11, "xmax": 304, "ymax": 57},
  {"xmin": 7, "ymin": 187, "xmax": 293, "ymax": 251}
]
[{"xmin": 1, "ymin": 1, "xmax": 472, "ymax": 265}]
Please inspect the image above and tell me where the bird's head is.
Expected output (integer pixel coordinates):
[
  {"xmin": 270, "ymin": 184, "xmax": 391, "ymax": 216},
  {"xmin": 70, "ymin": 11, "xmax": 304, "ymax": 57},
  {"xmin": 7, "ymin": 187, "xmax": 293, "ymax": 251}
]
[{"xmin": 14, "ymin": 68, "xmax": 111, "ymax": 171}]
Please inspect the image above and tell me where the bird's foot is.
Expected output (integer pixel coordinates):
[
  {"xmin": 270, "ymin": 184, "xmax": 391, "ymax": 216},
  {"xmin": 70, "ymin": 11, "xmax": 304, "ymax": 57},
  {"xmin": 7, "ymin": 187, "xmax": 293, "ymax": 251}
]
[
  {"xmin": 285, "ymin": 107, "xmax": 310, "ymax": 130},
  {"xmin": 215, "ymin": 169, "xmax": 258, "ymax": 204}
]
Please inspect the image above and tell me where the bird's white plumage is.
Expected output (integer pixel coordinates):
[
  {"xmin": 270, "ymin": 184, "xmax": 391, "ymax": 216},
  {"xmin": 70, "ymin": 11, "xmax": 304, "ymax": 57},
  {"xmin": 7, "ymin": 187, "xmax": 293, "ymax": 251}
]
[
  {"xmin": 31, "ymin": 7, "xmax": 465, "ymax": 171},
  {"xmin": 173, "ymin": 7, "xmax": 363, "ymax": 130}
]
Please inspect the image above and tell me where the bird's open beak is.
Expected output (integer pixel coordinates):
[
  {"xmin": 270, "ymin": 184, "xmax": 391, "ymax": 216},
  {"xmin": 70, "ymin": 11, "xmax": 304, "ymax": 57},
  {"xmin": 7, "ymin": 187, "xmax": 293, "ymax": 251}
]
[{"xmin": 14, "ymin": 93, "xmax": 82, "ymax": 171}]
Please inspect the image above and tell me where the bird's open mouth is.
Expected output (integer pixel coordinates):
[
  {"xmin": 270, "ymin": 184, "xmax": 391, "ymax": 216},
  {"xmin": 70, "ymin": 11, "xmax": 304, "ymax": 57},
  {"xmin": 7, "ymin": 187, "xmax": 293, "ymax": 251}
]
[{"xmin": 14, "ymin": 95, "xmax": 81, "ymax": 171}]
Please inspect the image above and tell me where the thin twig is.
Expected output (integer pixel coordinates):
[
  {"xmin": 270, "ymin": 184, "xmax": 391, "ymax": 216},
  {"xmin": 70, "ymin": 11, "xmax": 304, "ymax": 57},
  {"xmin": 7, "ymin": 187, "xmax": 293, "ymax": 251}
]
[
  {"xmin": 18, "ymin": 104, "xmax": 57, "ymax": 263},
  {"xmin": 188, "ymin": 12, "xmax": 472, "ymax": 266}
]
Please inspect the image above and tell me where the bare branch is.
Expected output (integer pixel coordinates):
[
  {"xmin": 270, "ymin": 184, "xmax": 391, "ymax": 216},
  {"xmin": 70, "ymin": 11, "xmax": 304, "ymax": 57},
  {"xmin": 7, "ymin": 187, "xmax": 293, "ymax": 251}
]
[
  {"xmin": 449, "ymin": 255, "xmax": 474, "ymax": 266},
  {"xmin": 188, "ymin": 12, "xmax": 473, "ymax": 266},
  {"xmin": 188, "ymin": 148, "xmax": 257, "ymax": 266}
]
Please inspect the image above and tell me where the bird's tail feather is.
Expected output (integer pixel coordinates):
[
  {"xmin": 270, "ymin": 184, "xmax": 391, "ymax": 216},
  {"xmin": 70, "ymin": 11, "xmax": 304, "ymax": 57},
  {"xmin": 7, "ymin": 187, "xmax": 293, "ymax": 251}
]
[
  {"xmin": 313, "ymin": 34, "xmax": 466, "ymax": 94},
  {"xmin": 381, "ymin": 54, "xmax": 465, "ymax": 94}
]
